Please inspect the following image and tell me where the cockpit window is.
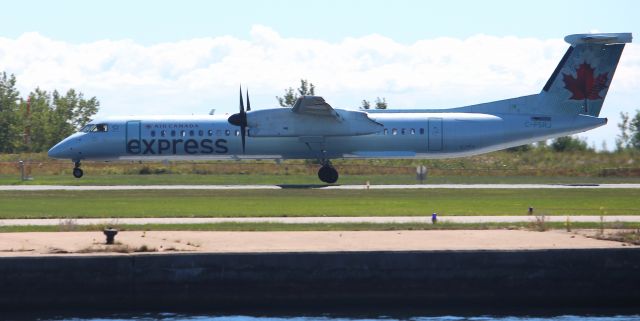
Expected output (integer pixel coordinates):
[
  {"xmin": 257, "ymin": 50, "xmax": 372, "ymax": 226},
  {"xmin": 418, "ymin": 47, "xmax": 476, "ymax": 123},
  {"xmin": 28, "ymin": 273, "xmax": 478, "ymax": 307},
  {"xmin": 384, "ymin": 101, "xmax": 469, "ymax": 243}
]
[
  {"xmin": 81, "ymin": 123, "xmax": 108, "ymax": 132},
  {"xmin": 81, "ymin": 124, "xmax": 96, "ymax": 132}
]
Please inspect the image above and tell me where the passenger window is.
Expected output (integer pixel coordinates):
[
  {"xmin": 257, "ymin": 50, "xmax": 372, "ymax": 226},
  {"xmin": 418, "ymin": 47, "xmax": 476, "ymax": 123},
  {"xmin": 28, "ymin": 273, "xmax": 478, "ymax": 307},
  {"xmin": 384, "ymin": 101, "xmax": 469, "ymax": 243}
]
[
  {"xmin": 199, "ymin": 130, "xmax": 204, "ymax": 137},
  {"xmin": 392, "ymin": 129, "xmax": 398, "ymax": 135},
  {"xmin": 401, "ymin": 129, "xmax": 406, "ymax": 135},
  {"xmin": 207, "ymin": 129, "xmax": 213, "ymax": 136},
  {"xmin": 171, "ymin": 130, "xmax": 176, "ymax": 137},
  {"xmin": 180, "ymin": 130, "xmax": 186, "ymax": 137},
  {"xmin": 161, "ymin": 130, "xmax": 166, "ymax": 137},
  {"xmin": 189, "ymin": 130, "xmax": 194, "ymax": 137},
  {"xmin": 420, "ymin": 128, "xmax": 425, "ymax": 135},
  {"xmin": 151, "ymin": 130, "xmax": 156, "ymax": 137},
  {"xmin": 383, "ymin": 129, "xmax": 388, "ymax": 135},
  {"xmin": 235, "ymin": 130, "xmax": 240, "ymax": 136},
  {"xmin": 410, "ymin": 129, "xmax": 416, "ymax": 135},
  {"xmin": 225, "ymin": 129, "xmax": 231, "ymax": 136}
]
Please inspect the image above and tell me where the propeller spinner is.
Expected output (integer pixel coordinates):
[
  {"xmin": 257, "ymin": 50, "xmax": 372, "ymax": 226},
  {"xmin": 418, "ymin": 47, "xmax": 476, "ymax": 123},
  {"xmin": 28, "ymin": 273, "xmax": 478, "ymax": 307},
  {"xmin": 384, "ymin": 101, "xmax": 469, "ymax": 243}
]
[{"xmin": 227, "ymin": 86, "xmax": 250, "ymax": 153}]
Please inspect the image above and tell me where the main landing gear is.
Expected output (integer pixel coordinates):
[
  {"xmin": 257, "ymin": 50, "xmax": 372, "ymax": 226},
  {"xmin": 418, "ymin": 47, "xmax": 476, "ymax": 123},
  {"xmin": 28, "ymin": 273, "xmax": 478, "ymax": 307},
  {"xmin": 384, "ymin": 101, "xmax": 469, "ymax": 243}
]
[
  {"xmin": 317, "ymin": 161, "xmax": 339, "ymax": 184},
  {"xmin": 72, "ymin": 161, "xmax": 83, "ymax": 178}
]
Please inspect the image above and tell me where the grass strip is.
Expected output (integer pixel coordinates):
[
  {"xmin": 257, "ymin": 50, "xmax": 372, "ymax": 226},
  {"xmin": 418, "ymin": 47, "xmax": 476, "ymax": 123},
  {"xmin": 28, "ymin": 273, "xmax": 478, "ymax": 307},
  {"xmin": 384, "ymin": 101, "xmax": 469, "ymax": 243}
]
[{"xmin": 1, "ymin": 188, "xmax": 639, "ymax": 218}]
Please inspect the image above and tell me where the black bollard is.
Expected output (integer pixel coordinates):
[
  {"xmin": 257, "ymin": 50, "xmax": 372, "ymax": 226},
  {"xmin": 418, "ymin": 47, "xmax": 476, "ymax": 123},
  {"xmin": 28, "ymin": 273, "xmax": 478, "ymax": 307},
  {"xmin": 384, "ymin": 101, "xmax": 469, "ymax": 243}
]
[{"xmin": 103, "ymin": 228, "xmax": 118, "ymax": 245}]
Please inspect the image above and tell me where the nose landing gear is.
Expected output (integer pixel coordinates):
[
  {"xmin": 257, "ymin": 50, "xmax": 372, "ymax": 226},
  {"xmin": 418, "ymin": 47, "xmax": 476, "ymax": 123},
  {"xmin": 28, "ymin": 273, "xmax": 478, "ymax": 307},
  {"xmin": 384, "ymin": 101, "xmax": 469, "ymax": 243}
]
[
  {"xmin": 72, "ymin": 161, "xmax": 83, "ymax": 178},
  {"xmin": 317, "ymin": 161, "xmax": 339, "ymax": 184}
]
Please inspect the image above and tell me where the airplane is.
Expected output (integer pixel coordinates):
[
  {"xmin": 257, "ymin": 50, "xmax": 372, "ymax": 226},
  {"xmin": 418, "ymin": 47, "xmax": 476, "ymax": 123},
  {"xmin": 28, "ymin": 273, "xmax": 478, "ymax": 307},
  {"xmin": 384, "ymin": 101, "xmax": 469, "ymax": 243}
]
[{"xmin": 48, "ymin": 32, "xmax": 632, "ymax": 183}]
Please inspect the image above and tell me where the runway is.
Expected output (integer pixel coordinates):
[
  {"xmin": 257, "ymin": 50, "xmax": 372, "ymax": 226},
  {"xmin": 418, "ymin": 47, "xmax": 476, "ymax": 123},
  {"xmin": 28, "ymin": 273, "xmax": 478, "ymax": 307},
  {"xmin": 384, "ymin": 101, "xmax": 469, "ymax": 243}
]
[
  {"xmin": 2, "ymin": 183, "xmax": 640, "ymax": 191},
  {"xmin": 2, "ymin": 215, "xmax": 639, "ymax": 226}
]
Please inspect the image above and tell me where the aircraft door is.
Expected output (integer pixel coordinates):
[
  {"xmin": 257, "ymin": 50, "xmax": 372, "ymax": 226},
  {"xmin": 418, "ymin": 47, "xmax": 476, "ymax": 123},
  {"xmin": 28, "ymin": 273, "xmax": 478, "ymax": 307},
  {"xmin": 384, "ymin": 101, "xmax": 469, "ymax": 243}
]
[
  {"xmin": 126, "ymin": 121, "xmax": 141, "ymax": 143},
  {"xmin": 428, "ymin": 118, "xmax": 443, "ymax": 151}
]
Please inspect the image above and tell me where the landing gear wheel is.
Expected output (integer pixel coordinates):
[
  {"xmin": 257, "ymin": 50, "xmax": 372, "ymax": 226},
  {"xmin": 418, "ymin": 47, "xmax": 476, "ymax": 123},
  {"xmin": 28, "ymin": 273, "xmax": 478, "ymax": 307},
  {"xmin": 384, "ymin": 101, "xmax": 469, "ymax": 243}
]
[
  {"xmin": 318, "ymin": 165, "xmax": 339, "ymax": 184},
  {"xmin": 73, "ymin": 167, "xmax": 83, "ymax": 178}
]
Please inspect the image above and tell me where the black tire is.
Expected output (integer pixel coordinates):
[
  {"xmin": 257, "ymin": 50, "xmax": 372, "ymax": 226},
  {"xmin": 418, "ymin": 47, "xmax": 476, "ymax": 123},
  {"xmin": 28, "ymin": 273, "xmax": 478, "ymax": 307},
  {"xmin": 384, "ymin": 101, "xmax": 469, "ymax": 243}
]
[
  {"xmin": 73, "ymin": 168, "xmax": 83, "ymax": 178},
  {"xmin": 318, "ymin": 166, "xmax": 329, "ymax": 183},
  {"xmin": 318, "ymin": 166, "xmax": 339, "ymax": 184}
]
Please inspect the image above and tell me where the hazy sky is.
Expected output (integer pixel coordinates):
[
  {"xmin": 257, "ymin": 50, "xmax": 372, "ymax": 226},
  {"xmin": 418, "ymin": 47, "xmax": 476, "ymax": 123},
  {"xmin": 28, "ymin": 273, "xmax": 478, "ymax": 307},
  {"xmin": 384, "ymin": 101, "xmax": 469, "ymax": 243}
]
[{"xmin": 1, "ymin": 0, "xmax": 638, "ymax": 149}]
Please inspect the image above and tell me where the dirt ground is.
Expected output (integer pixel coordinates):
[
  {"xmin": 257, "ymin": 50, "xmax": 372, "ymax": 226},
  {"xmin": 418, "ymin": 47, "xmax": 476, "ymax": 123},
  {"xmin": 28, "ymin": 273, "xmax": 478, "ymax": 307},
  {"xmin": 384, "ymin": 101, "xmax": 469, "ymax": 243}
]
[{"xmin": 0, "ymin": 229, "xmax": 634, "ymax": 257}]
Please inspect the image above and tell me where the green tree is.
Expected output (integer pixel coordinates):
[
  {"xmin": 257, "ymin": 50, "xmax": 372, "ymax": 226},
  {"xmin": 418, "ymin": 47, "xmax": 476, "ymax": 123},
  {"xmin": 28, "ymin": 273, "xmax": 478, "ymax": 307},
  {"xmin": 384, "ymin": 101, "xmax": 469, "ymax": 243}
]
[
  {"xmin": 550, "ymin": 136, "xmax": 590, "ymax": 152},
  {"xmin": 53, "ymin": 89, "xmax": 99, "ymax": 133},
  {"xmin": 616, "ymin": 111, "xmax": 631, "ymax": 151},
  {"xmin": 626, "ymin": 110, "xmax": 640, "ymax": 150},
  {"xmin": 0, "ymin": 72, "xmax": 20, "ymax": 153},
  {"xmin": 374, "ymin": 97, "xmax": 387, "ymax": 109},
  {"xmin": 276, "ymin": 79, "xmax": 316, "ymax": 107},
  {"xmin": 616, "ymin": 110, "xmax": 640, "ymax": 151},
  {"xmin": 21, "ymin": 89, "xmax": 52, "ymax": 152},
  {"xmin": 14, "ymin": 88, "xmax": 100, "ymax": 153},
  {"xmin": 0, "ymin": 71, "xmax": 100, "ymax": 153},
  {"xmin": 630, "ymin": 111, "xmax": 640, "ymax": 150},
  {"xmin": 360, "ymin": 97, "xmax": 389, "ymax": 110}
]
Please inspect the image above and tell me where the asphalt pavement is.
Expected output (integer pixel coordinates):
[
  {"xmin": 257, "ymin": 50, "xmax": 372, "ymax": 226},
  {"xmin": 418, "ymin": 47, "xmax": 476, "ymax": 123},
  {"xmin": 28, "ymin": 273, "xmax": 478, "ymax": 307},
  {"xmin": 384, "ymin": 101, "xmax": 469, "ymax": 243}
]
[{"xmin": 2, "ymin": 184, "xmax": 640, "ymax": 191}]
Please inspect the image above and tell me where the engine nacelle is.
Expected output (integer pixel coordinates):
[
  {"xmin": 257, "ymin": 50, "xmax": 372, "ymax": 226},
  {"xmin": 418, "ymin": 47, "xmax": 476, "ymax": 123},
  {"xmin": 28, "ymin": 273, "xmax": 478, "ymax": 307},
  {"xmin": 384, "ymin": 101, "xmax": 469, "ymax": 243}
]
[{"xmin": 246, "ymin": 108, "xmax": 382, "ymax": 137}]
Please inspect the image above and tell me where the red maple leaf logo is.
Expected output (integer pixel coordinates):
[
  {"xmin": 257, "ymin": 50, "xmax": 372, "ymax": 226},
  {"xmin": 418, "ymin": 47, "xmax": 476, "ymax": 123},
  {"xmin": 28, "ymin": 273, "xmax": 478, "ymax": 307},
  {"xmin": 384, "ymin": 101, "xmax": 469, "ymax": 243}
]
[{"xmin": 562, "ymin": 62, "xmax": 608, "ymax": 100}]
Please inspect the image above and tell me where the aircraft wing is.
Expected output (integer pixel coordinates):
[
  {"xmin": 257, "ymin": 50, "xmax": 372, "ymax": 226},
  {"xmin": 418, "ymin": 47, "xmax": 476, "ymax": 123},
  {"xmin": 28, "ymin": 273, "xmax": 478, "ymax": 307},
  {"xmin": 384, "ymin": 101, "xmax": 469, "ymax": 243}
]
[
  {"xmin": 247, "ymin": 95, "xmax": 382, "ymax": 137},
  {"xmin": 292, "ymin": 96, "xmax": 341, "ymax": 119}
]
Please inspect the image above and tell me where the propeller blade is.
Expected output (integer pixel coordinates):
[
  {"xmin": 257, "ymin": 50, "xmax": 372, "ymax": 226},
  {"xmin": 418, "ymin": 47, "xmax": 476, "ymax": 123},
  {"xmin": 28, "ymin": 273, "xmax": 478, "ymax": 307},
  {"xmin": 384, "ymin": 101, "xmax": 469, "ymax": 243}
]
[
  {"xmin": 242, "ymin": 89, "xmax": 250, "ymax": 153},
  {"xmin": 228, "ymin": 85, "xmax": 248, "ymax": 154},
  {"xmin": 239, "ymin": 85, "xmax": 245, "ymax": 114},
  {"xmin": 240, "ymin": 125, "xmax": 246, "ymax": 153},
  {"xmin": 246, "ymin": 89, "xmax": 251, "ymax": 111}
]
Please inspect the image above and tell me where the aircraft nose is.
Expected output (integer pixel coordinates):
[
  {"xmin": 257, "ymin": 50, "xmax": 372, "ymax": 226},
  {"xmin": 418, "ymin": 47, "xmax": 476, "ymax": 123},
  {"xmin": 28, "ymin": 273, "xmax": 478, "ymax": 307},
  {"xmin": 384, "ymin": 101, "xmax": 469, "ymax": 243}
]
[
  {"xmin": 47, "ymin": 142, "xmax": 67, "ymax": 159},
  {"xmin": 48, "ymin": 135, "xmax": 80, "ymax": 159}
]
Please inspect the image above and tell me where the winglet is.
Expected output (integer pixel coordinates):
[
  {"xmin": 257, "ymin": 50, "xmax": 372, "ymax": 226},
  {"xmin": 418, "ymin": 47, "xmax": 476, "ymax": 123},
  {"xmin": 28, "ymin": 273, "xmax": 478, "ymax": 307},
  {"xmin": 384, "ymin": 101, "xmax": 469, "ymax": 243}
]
[{"xmin": 564, "ymin": 33, "xmax": 632, "ymax": 46}]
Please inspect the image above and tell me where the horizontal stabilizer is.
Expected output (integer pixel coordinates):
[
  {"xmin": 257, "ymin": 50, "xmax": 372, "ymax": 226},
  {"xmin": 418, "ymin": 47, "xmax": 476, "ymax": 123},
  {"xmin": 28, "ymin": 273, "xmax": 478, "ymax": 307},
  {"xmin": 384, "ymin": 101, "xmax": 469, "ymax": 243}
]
[{"xmin": 564, "ymin": 33, "xmax": 632, "ymax": 46}]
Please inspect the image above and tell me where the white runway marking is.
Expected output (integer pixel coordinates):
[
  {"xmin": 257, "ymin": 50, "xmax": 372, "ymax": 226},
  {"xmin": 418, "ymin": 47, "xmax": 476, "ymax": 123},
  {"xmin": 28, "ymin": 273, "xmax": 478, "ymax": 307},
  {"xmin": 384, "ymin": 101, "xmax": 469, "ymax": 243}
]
[
  {"xmin": 1, "ymin": 184, "xmax": 640, "ymax": 191},
  {"xmin": 1, "ymin": 215, "xmax": 639, "ymax": 226}
]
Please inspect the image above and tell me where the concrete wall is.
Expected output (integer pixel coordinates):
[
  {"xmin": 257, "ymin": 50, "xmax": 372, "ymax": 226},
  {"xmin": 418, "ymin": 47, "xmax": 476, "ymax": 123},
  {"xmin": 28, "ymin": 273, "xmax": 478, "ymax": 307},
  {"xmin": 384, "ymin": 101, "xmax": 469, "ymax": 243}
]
[{"xmin": 1, "ymin": 249, "xmax": 639, "ymax": 310}]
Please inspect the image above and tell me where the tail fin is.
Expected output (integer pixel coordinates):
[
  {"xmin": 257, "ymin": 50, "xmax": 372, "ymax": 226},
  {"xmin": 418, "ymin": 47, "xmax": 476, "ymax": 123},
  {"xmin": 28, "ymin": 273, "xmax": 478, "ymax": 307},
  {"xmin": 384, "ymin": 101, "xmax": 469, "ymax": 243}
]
[{"xmin": 540, "ymin": 33, "xmax": 631, "ymax": 116}]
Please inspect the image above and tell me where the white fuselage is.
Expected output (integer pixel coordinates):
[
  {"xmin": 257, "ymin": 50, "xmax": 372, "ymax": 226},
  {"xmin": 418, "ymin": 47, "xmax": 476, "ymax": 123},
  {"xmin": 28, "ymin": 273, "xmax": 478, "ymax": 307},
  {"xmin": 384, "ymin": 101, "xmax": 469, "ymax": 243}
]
[
  {"xmin": 47, "ymin": 110, "xmax": 606, "ymax": 162},
  {"xmin": 46, "ymin": 32, "xmax": 630, "ymax": 183}
]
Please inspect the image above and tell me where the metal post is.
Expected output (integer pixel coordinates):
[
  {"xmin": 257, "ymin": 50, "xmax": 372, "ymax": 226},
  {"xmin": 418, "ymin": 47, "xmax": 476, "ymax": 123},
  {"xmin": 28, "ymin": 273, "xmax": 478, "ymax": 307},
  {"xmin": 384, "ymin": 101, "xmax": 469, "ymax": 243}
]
[
  {"xmin": 18, "ymin": 161, "xmax": 25, "ymax": 181},
  {"xmin": 104, "ymin": 228, "xmax": 119, "ymax": 245},
  {"xmin": 416, "ymin": 165, "xmax": 427, "ymax": 183}
]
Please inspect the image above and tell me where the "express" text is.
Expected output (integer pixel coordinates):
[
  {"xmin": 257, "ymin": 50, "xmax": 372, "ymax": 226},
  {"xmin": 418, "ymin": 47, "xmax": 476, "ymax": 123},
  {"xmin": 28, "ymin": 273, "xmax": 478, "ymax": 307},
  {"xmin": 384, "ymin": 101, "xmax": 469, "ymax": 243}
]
[{"xmin": 126, "ymin": 139, "xmax": 228, "ymax": 155}]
